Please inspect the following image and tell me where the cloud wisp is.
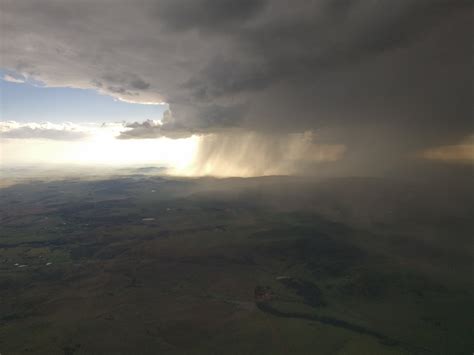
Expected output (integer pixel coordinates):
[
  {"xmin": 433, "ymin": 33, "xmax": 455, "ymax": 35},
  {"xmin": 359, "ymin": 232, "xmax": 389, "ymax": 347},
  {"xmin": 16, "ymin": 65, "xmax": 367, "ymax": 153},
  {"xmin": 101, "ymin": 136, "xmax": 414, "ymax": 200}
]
[
  {"xmin": 419, "ymin": 135, "xmax": 474, "ymax": 163},
  {"xmin": 0, "ymin": 121, "xmax": 90, "ymax": 141},
  {"xmin": 3, "ymin": 73, "xmax": 26, "ymax": 84}
]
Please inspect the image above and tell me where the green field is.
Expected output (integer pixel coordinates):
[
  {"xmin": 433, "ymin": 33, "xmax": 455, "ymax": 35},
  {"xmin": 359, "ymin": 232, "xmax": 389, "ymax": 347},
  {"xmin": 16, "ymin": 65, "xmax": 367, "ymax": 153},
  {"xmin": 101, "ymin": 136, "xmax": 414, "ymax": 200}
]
[{"xmin": 0, "ymin": 175, "xmax": 472, "ymax": 354}]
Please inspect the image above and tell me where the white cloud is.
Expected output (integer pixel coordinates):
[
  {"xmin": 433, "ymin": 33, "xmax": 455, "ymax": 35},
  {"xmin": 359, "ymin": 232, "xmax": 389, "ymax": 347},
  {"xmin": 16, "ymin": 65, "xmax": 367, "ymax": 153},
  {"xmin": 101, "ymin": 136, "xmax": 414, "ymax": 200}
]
[
  {"xmin": 0, "ymin": 121, "xmax": 91, "ymax": 140},
  {"xmin": 3, "ymin": 74, "xmax": 25, "ymax": 83}
]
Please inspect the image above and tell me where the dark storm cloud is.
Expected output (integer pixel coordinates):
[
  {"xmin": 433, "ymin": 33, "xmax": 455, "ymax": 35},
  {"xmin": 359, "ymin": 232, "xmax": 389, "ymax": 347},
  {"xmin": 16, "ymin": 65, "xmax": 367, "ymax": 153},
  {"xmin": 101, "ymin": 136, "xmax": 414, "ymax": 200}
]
[
  {"xmin": 130, "ymin": 78, "xmax": 150, "ymax": 91},
  {"xmin": 118, "ymin": 105, "xmax": 244, "ymax": 139},
  {"xmin": 155, "ymin": 0, "xmax": 267, "ymax": 31},
  {"xmin": 92, "ymin": 73, "xmax": 151, "ymax": 97},
  {"xmin": 1, "ymin": 0, "xmax": 472, "ymax": 169},
  {"xmin": 183, "ymin": 57, "xmax": 272, "ymax": 99},
  {"xmin": 118, "ymin": 110, "xmax": 194, "ymax": 140}
]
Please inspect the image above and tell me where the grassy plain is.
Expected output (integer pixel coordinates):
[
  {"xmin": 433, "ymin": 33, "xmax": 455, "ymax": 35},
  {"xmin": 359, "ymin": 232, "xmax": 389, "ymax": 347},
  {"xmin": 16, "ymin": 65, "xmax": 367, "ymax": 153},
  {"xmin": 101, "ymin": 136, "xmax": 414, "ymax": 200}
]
[{"xmin": 0, "ymin": 174, "xmax": 472, "ymax": 354}]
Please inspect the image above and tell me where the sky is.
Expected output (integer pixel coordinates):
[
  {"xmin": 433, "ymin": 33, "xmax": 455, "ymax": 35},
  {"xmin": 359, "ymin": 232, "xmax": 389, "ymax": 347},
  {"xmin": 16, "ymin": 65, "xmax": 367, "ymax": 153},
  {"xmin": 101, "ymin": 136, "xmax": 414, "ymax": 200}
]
[
  {"xmin": 0, "ymin": 0, "xmax": 472, "ymax": 176},
  {"xmin": 0, "ymin": 71, "xmax": 167, "ymax": 123}
]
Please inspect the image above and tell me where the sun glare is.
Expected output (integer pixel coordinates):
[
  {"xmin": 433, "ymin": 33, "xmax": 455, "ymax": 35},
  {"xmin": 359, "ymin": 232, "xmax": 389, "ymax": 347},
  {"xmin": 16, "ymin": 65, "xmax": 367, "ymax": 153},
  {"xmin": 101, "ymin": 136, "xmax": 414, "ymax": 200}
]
[
  {"xmin": 0, "ymin": 126, "xmax": 199, "ymax": 169},
  {"xmin": 74, "ymin": 131, "xmax": 198, "ymax": 168}
]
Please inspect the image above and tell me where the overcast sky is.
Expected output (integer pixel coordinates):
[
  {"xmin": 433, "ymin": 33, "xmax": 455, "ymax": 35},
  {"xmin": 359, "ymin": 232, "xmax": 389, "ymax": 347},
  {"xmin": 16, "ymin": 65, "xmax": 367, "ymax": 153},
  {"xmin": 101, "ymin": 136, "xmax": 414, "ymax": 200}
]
[{"xmin": 0, "ymin": 0, "xmax": 472, "ymax": 175}]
